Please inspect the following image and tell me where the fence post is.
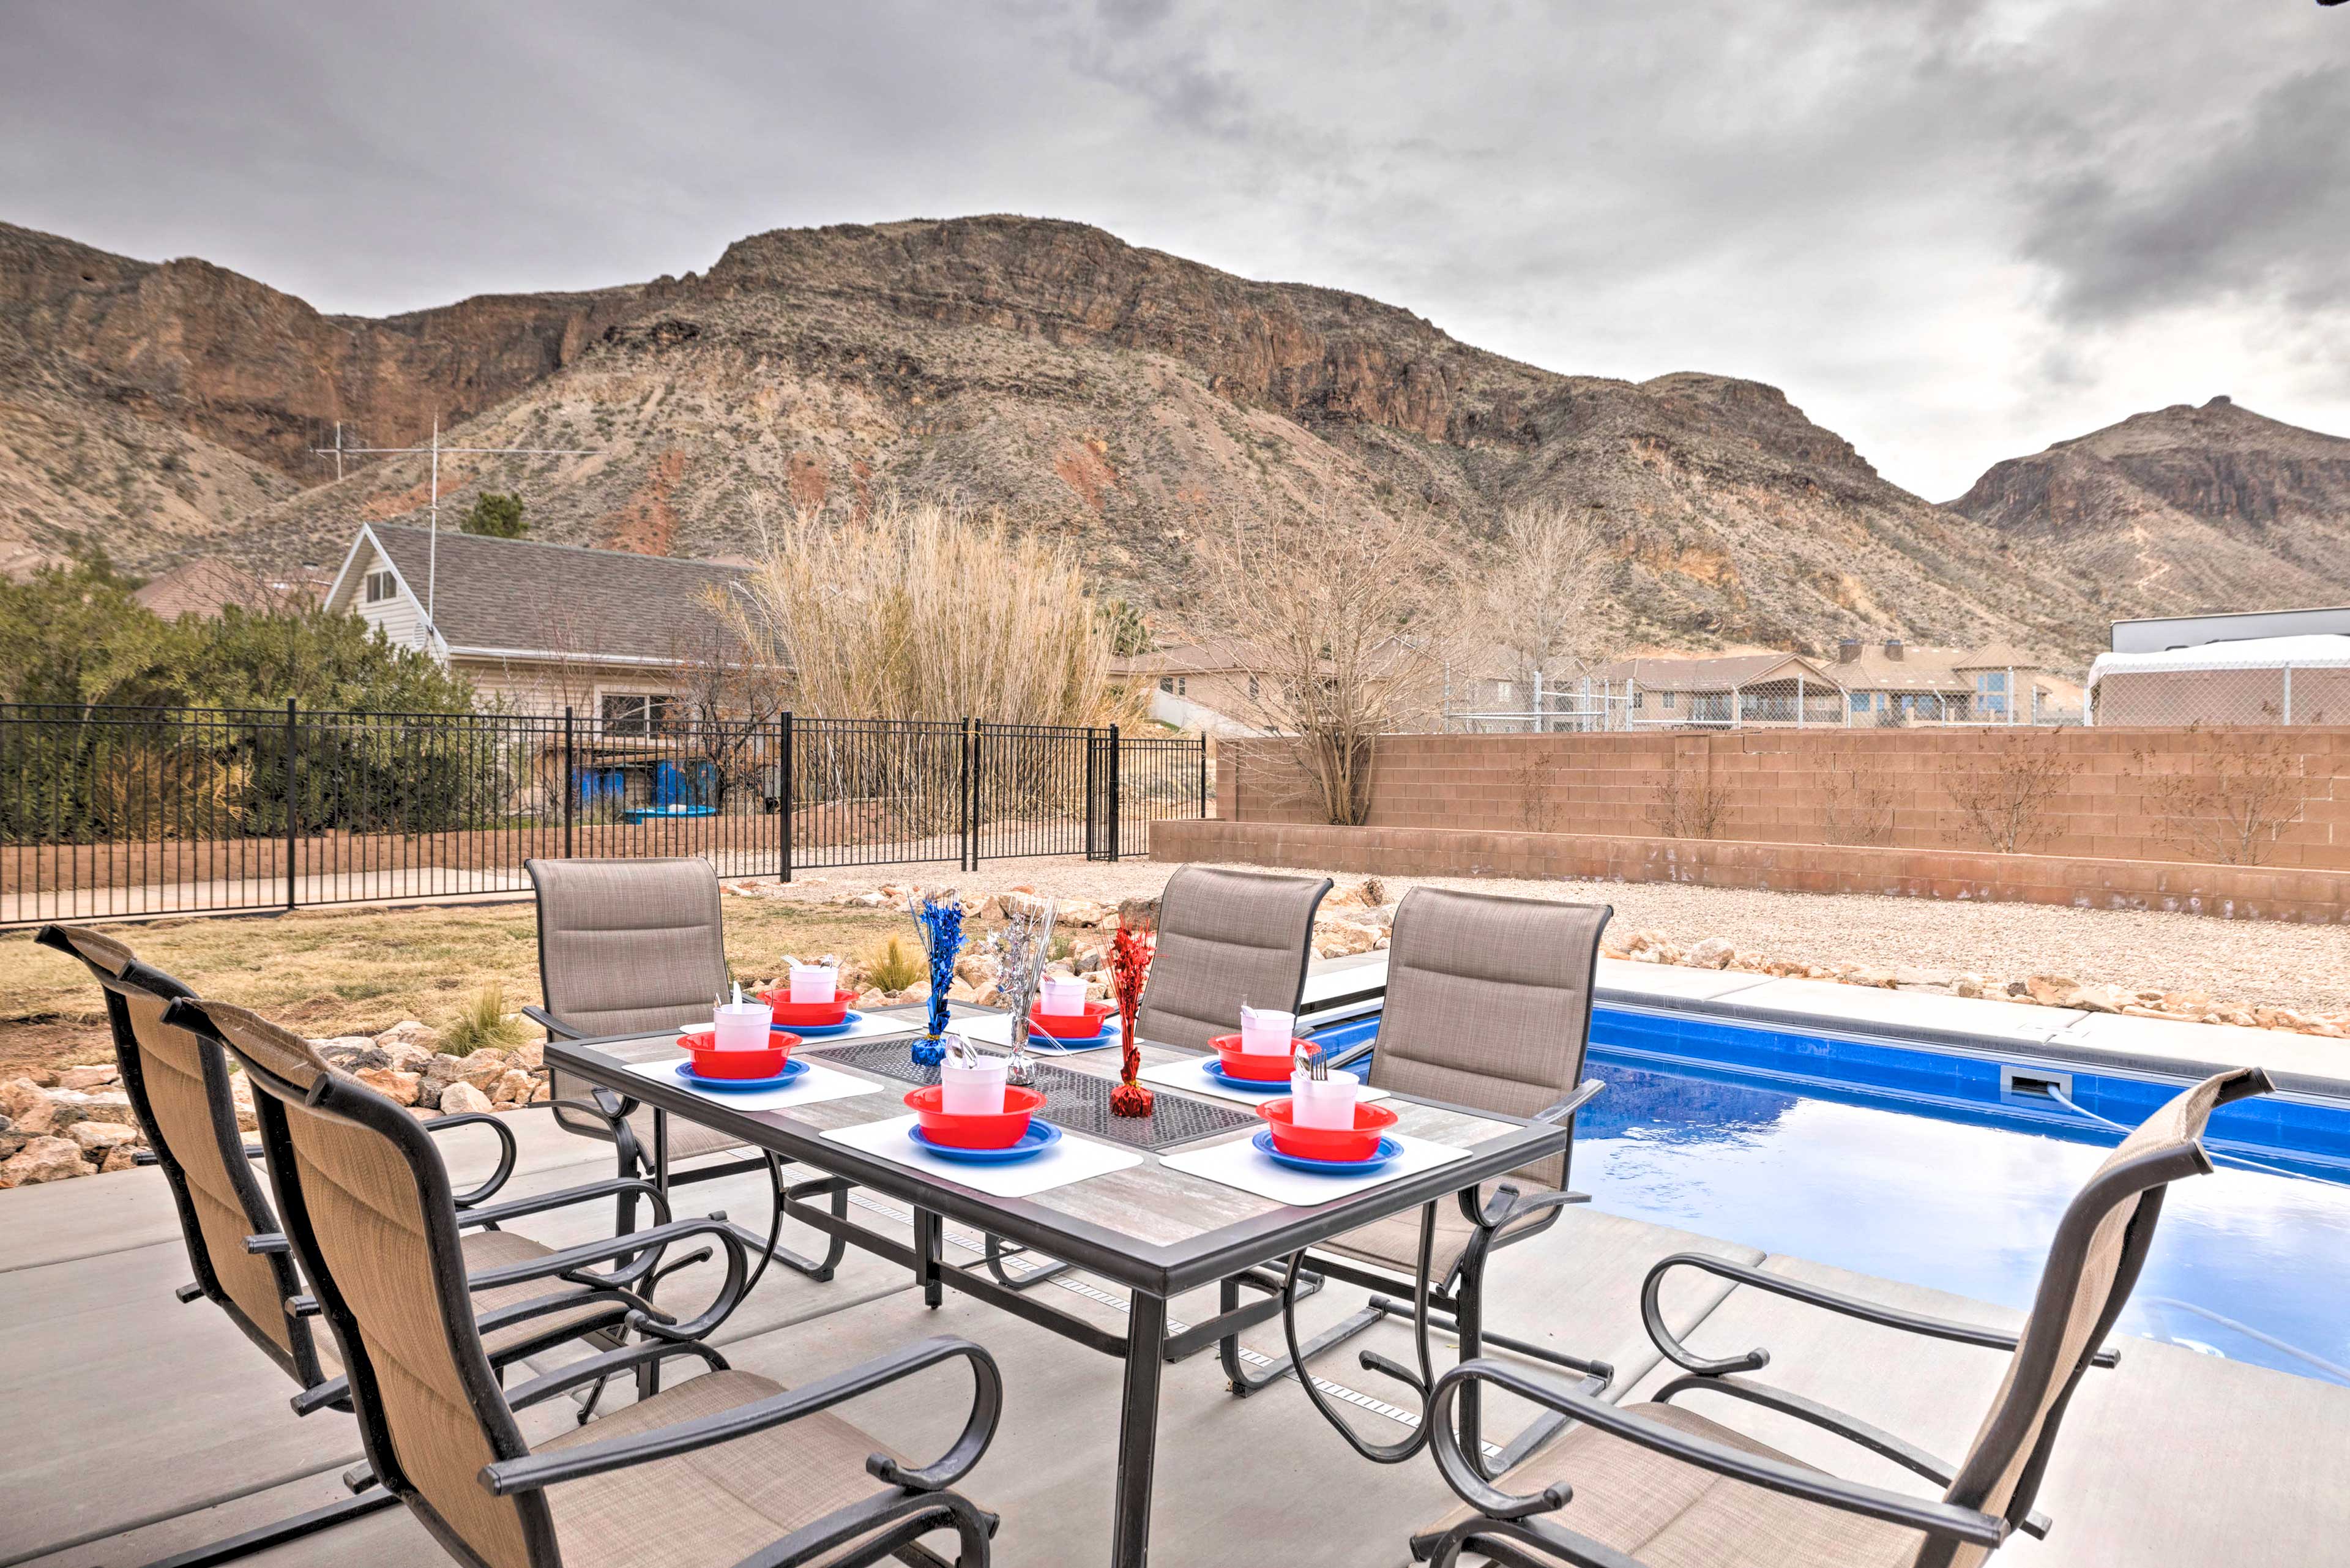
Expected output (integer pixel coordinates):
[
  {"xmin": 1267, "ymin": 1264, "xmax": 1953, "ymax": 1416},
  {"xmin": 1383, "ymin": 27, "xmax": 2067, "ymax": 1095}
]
[
  {"xmin": 283, "ymin": 697, "xmax": 298, "ymax": 913},
  {"xmin": 1084, "ymin": 728, "xmax": 1100, "ymax": 860},
  {"xmin": 2284, "ymin": 665, "xmax": 2294, "ymax": 726},
  {"xmin": 960, "ymin": 718, "xmax": 975, "ymax": 873},
  {"xmin": 778, "ymin": 711, "xmax": 794, "ymax": 883},
  {"xmin": 1107, "ymin": 723, "xmax": 1122, "ymax": 863},
  {"xmin": 1197, "ymin": 734, "xmax": 1207, "ymax": 818},
  {"xmin": 562, "ymin": 706, "xmax": 575, "ymax": 859}
]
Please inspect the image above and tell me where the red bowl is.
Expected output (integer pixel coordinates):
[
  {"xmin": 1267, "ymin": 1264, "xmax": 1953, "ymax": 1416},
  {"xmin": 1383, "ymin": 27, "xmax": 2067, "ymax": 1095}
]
[
  {"xmin": 1029, "ymin": 999, "xmax": 1113, "ymax": 1039},
  {"xmin": 676, "ymin": 1026, "xmax": 802, "ymax": 1080},
  {"xmin": 1256, "ymin": 1097, "xmax": 1398, "ymax": 1163},
  {"xmin": 1209, "ymin": 1032, "xmax": 1305, "ymax": 1082},
  {"xmin": 905, "ymin": 1084, "xmax": 1046, "ymax": 1149},
  {"xmin": 758, "ymin": 988, "xmax": 856, "ymax": 1027}
]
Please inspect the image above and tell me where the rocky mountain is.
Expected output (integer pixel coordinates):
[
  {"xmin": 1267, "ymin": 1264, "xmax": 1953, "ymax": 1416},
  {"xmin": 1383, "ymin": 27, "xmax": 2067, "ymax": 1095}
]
[
  {"xmin": 2, "ymin": 215, "xmax": 2105, "ymax": 657},
  {"xmin": 1947, "ymin": 397, "xmax": 2350, "ymax": 619}
]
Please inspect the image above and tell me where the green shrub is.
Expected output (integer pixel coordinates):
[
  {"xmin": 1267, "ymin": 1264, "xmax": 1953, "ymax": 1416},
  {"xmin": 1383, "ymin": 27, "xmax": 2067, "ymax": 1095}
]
[{"xmin": 440, "ymin": 981, "xmax": 527, "ymax": 1056}]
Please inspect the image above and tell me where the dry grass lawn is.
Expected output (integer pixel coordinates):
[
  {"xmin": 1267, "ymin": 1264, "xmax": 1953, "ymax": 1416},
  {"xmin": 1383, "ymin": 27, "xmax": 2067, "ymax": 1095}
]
[{"xmin": 0, "ymin": 897, "xmax": 927, "ymax": 1078}]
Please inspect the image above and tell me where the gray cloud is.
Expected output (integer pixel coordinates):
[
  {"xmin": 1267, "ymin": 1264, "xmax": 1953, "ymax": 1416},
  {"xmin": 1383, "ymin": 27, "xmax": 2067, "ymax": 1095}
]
[
  {"xmin": 2022, "ymin": 69, "xmax": 2350, "ymax": 324},
  {"xmin": 1, "ymin": 0, "xmax": 2346, "ymax": 498}
]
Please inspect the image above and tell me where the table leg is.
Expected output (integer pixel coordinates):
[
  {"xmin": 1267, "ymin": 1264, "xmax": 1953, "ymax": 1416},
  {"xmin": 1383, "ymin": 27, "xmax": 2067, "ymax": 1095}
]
[
  {"xmin": 916, "ymin": 1207, "xmax": 944, "ymax": 1307},
  {"xmin": 651, "ymin": 1109, "xmax": 671, "ymax": 1196},
  {"xmin": 1112, "ymin": 1290, "xmax": 1169, "ymax": 1567}
]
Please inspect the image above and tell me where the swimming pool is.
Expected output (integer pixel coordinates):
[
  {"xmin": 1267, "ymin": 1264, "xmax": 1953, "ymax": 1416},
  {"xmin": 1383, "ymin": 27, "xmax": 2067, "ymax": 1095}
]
[{"xmin": 1308, "ymin": 1003, "xmax": 2350, "ymax": 1386}]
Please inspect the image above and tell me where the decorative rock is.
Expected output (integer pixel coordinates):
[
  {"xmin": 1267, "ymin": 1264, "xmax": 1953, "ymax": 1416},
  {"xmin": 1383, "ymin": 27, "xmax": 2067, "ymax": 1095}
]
[
  {"xmin": 373, "ymin": 1020, "xmax": 438, "ymax": 1054},
  {"xmin": 353, "ymin": 1067, "xmax": 422, "ymax": 1106},
  {"xmin": 56, "ymin": 1065, "xmax": 120, "ymax": 1091},
  {"xmin": 99, "ymin": 1146, "xmax": 142, "ymax": 1174},
  {"xmin": 0, "ymin": 1116, "xmax": 23, "ymax": 1162},
  {"xmin": 67, "ymin": 1120, "xmax": 140, "ymax": 1153},
  {"xmin": 510, "ymin": 1040, "xmax": 545, "ymax": 1072},
  {"xmin": 1950, "ymin": 974, "xmax": 1988, "ymax": 999},
  {"xmin": 0, "ymin": 1135, "xmax": 90, "ymax": 1187},
  {"xmin": 0, "ymin": 1078, "xmax": 50, "ymax": 1125},
  {"xmin": 490, "ymin": 1070, "xmax": 535, "ymax": 1107},
  {"xmin": 2023, "ymin": 974, "xmax": 2078, "ymax": 1006},
  {"xmin": 438, "ymin": 1081, "xmax": 494, "ymax": 1116},
  {"xmin": 1685, "ymin": 937, "xmax": 1737, "ymax": 970},
  {"xmin": 528, "ymin": 1077, "xmax": 553, "ymax": 1103},
  {"xmin": 320, "ymin": 1044, "xmax": 394, "ymax": 1073}
]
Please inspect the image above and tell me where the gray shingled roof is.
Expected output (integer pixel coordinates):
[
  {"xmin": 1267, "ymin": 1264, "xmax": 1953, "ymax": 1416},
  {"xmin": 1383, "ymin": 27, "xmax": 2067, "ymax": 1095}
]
[{"xmin": 367, "ymin": 525, "xmax": 752, "ymax": 663}]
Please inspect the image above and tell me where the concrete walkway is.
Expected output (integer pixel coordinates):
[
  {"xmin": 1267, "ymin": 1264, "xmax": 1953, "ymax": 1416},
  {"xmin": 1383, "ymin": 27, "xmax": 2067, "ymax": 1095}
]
[{"xmin": 5, "ymin": 1107, "xmax": 2344, "ymax": 1568}]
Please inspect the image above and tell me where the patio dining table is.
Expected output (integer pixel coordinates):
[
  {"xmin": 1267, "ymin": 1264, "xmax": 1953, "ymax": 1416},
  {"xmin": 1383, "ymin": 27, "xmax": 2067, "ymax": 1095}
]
[{"xmin": 546, "ymin": 1010, "xmax": 1573, "ymax": 1568}]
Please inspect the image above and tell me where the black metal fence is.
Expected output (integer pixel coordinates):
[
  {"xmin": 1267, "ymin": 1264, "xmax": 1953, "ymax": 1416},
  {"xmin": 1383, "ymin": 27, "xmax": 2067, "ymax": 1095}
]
[{"xmin": 0, "ymin": 703, "xmax": 1206, "ymax": 925}]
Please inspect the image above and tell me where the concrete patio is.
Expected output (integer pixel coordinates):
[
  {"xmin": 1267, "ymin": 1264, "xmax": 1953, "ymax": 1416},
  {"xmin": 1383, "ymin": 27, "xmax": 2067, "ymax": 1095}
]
[{"xmin": 6, "ymin": 1101, "xmax": 2345, "ymax": 1568}]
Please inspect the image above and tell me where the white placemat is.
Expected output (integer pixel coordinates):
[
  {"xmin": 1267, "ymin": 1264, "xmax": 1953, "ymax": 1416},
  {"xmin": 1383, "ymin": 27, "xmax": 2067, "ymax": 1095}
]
[
  {"xmin": 953, "ymin": 1012, "xmax": 1121, "ymax": 1053},
  {"xmin": 624, "ymin": 1058, "xmax": 886, "ymax": 1113},
  {"xmin": 821, "ymin": 1113, "xmax": 1143, "ymax": 1198},
  {"xmin": 1136, "ymin": 1055, "xmax": 1387, "ymax": 1108},
  {"xmin": 1158, "ymin": 1130, "xmax": 1470, "ymax": 1207},
  {"xmin": 794, "ymin": 1010, "xmax": 925, "ymax": 1043}
]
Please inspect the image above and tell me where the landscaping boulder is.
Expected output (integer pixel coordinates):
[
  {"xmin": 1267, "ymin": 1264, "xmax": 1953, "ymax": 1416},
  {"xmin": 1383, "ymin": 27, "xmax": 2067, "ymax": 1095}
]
[
  {"xmin": 1311, "ymin": 920, "xmax": 1380, "ymax": 960},
  {"xmin": 67, "ymin": 1121, "xmax": 140, "ymax": 1154},
  {"xmin": 438, "ymin": 1081, "xmax": 494, "ymax": 1116},
  {"xmin": 510, "ymin": 1040, "xmax": 545, "ymax": 1072},
  {"xmin": 490, "ymin": 1070, "xmax": 535, "ymax": 1108},
  {"xmin": 1685, "ymin": 937, "xmax": 1737, "ymax": 970},
  {"xmin": 0, "ymin": 1114, "xmax": 23, "ymax": 1162},
  {"xmin": 354, "ymin": 1067, "xmax": 422, "ymax": 1106},
  {"xmin": 100, "ymin": 1146, "xmax": 143, "ymax": 1174},
  {"xmin": 2023, "ymin": 975, "xmax": 2078, "ymax": 1006},
  {"xmin": 56, "ymin": 1065, "xmax": 120, "ymax": 1091},
  {"xmin": 0, "ymin": 1135, "xmax": 89, "ymax": 1187},
  {"xmin": 318, "ymin": 1043, "xmax": 394, "ymax": 1073},
  {"xmin": 373, "ymin": 1020, "xmax": 439, "ymax": 1056}
]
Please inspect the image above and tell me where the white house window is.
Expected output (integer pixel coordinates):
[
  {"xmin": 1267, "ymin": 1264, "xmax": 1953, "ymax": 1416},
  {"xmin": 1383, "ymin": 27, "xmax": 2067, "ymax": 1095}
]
[
  {"xmin": 1176, "ymin": 676, "xmax": 1188, "ymax": 697},
  {"xmin": 363, "ymin": 569, "xmax": 397, "ymax": 604},
  {"xmin": 1662, "ymin": 690, "xmax": 1677, "ymax": 711},
  {"xmin": 600, "ymin": 694, "xmax": 674, "ymax": 735},
  {"xmin": 1159, "ymin": 677, "xmax": 1174, "ymax": 693}
]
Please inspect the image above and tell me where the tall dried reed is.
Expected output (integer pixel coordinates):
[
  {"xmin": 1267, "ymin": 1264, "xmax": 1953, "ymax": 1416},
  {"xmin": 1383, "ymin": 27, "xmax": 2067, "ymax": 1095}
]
[{"xmin": 726, "ymin": 497, "xmax": 1135, "ymax": 728}]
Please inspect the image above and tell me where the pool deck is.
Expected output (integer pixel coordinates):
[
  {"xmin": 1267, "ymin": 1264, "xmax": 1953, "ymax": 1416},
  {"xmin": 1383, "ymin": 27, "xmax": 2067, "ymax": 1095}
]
[
  {"xmin": 1306, "ymin": 949, "xmax": 2350, "ymax": 1100},
  {"xmin": 6, "ymin": 1103, "xmax": 2346, "ymax": 1567}
]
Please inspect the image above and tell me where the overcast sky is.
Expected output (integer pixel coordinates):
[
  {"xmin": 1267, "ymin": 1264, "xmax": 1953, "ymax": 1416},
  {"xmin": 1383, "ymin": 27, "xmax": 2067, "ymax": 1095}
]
[{"xmin": 4, "ymin": 0, "xmax": 2345, "ymax": 499}]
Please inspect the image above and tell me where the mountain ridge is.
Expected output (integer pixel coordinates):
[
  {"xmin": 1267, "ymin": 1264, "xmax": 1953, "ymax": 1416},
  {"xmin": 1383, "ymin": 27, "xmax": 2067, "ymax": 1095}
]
[{"xmin": 4, "ymin": 214, "xmax": 2110, "ymax": 657}]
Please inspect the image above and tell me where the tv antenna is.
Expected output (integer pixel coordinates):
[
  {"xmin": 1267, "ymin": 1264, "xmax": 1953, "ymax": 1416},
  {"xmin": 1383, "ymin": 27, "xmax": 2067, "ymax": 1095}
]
[{"xmin": 311, "ymin": 420, "xmax": 594, "ymax": 633}]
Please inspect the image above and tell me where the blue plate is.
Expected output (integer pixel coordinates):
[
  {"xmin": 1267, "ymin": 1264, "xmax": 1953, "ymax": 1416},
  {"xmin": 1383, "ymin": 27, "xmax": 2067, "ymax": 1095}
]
[
  {"xmin": 783, "ymin": 1011, "xmax": 864, "ymax": 1039},
  {"xmin": 1251, "ymin": 1128, "xmax": 1401, "ymax": 1175},
  {"xmin": 1201, "ymin": 1059, "xmax": 1299, "ymax": 1094},
  {"xmin": 675, "ymin": 1058, "xmax": 810, "ymax": 1092},
  {"xmin": 1027, "ymin": 1018, "xmax": 1119, "ymax": 1052},
  {"xmin": 909, "ymin": 1120, "xmax": 1062, "ymax": 1164}
]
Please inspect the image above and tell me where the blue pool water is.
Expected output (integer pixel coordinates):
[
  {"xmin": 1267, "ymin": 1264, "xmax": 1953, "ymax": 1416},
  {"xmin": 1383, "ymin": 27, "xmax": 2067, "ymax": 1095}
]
[{"xmin": 1310, "ymin": 1004, "xmax": 2350, "ymax": 1385}]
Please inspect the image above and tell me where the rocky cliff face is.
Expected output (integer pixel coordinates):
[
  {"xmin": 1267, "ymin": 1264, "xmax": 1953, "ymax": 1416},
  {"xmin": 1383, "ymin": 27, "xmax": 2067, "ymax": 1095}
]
[
  {"xmin": 5, "ymin": 214, "xmax": 2103, "ymax": 657},
  {"xmin": 1948, "ymin": 397, "xmax": 2350, "ymax": 618}
]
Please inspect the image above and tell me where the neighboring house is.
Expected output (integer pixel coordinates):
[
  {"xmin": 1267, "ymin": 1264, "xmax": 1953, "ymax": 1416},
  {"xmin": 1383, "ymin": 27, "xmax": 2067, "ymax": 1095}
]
[
  {"xmin": 133, "ymin": 558, "xmax": 331, "ymax": 620},
  {"xmin": 323, "ymin": 523, "xmax": 757, "ymax": 720},
  {"xmin": 1597, "ymin": 652, "xmax": 1848, "ymax": 728},
  {"xmin": 1829, "ymin": 639, "xmax": 2067, "ymax": 725},
  {"xmin": 1113, "ymin": 641, "xmax": 1275, "ymax": 736}
]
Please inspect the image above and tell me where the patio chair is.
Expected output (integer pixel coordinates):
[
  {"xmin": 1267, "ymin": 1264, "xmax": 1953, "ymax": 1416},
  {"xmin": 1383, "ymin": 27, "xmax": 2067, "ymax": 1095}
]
[
  {"xmin": 978, "ymin": 862, "xmax": 1334, "ymax": 1295},
  {"xmin": 33, "ymin": 924, "xmax": 745, "ymax": 1568},
  {"xmin": 171, "ymin": 995, "xmax": 1003, "ymax": 1568},
  {"xmin": 1212, "ymin": 887, "xmax": 1615, "ymax": 1475},
  {"xmin": 1131, "ymin": 863, "xmax": 1334, "ymax": 1053},
  {"xmin": 1411, "ymin": 1065, "xmax": 2277, "ymax": 1568},
  {"xmin": 523, "ymin": 856, "xmax": 851, "ymax": 1283}
]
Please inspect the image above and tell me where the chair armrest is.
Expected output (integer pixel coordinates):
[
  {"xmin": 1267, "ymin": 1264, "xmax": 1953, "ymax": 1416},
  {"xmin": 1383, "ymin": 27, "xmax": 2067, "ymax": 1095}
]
[
  {"xmin": 503, "ymin": 1341, "xmax": 729, "ymax": 1412},
  {"xmin": 1652, "ymin": 1372, "xmax": 2053, "ymax": 1539},
  {"xmin": 466, "ymin": 1217, "xmax": 752, "ymax": 1344},
  {"xmin": 479, "ymin": 1336, "xmax": 1003, "ymax": 1498},
  {"xmin": 1640, "ymin": 1253, "xmax": 2121, "ymax": 1378},
  {"xmin": 1533, "ymin": 1078, "xmax": 1604, "ymax": 1125},
  {"xmin": 521, "ymin": 1004, "xmax": 585, "ymax": 1040},
  {"xmin": 456, "ymin": 1176, "xmax": 673, "ymax": 1236},
  {"xmin": 423, "ymin": 1112, "xmax": 519, "ymax": 1208},
  {"xmin": 1427, "ymin": 1359, "xmax": 2009, "ymax": 1549}
]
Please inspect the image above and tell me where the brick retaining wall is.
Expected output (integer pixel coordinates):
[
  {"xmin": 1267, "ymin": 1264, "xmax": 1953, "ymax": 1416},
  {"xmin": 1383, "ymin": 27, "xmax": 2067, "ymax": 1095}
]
[
  {"xmin": 1223, "ymin": 728, "xmax": 2350, "ymax": 872},
  {"xmin": 1152, "ymin": 818, "xmax": 2350, "ymax": 924}
]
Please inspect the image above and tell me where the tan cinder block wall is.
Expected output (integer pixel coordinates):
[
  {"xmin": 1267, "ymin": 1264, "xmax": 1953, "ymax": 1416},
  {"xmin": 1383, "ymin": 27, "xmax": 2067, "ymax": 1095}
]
[
  {"xmin": 1224, "ymin": 728, "xmax": 2350, "ymax": 872},
  {"xmin": 1151, "ymin": 818, "xmax": 2350, "ymax": 924}
]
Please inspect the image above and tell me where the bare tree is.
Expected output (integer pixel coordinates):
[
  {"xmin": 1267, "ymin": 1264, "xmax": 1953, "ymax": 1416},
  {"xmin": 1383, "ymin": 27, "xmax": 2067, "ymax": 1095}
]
[
  {"xmin": 1481, "ymin": 499, "xmax": 1609, "ymax": 719},
  {"xmin": 667, "ymin": 603, "xmax": 788, "ymax": 813},
  {"xmin": 1649, "ymin": 756, "xmax": 1729, "ymax": 840},
  {"xmin": 1945, "ymin": 732, "xmax": 2079, "ymax": 854},
  {"xmin": 2136, "ymin": 723, "xmax": 2310, "ymax": 866},
  {"xmin": 1190, "ymin": 491, "xmax": 1461, "ymax": 826},
  {"xmin": 1821, "ymin": 752, "xmax": 1899, "ymax": 845}
]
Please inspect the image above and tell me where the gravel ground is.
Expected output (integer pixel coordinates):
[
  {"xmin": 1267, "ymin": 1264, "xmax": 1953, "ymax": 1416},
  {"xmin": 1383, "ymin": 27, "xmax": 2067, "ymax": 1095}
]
[{"xmin": 768, "ymin": 858, "xmax": 2350, "ymax": 1017}]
